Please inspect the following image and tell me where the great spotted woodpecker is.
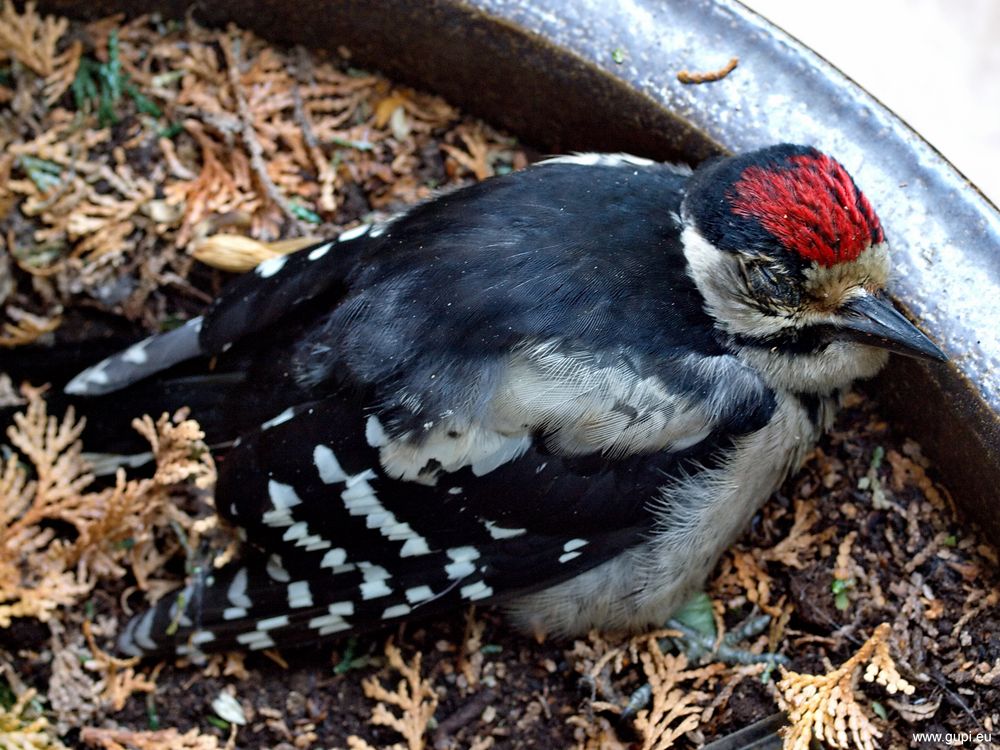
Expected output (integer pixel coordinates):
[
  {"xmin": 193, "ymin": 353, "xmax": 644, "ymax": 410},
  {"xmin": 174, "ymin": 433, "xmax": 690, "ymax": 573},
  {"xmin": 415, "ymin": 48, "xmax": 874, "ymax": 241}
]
[{"xmin": 65, "ymin": 144, "xmax": 946, "ymax": 657}]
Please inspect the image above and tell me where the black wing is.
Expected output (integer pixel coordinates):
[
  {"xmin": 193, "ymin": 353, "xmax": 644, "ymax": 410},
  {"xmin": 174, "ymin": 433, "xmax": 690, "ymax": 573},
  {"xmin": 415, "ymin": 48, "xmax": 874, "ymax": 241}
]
[{"xmin": 119, "ymin": 358, "xmax": 773, "ymax": 656}]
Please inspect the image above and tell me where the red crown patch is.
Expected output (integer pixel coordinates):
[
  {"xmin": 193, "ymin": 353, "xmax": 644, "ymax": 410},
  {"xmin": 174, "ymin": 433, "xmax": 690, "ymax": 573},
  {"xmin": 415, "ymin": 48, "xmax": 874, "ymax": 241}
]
[{"xmin": 729, "ymin": 153, "xmax": 884, "ymax": 267}]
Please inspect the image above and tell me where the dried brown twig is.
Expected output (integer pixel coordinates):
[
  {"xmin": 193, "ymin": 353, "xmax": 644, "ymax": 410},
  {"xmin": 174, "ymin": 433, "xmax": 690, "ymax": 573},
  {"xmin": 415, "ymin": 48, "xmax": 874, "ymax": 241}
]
[
  {"xmin": 0, "ymin": 306, "xmax": 62, "ymax": 347},
  {"xmin": 221, "ymin": 35, "xmax": 304, "ymax": 234},
  {"xmin": 677, "ymin": 57, "xmax": 739, "ymax": 84},
  {"xmin": 569, "ymin": 628, "xmax": 729, "ymax": 750},
  {"xmin": 758, "ymin": 499, "xmax": 836, "ymax": 569},
  {"xmin": 81, "ymin": 726, "xmax": 236, "ymax": 750},
  {"xmin": 2, "ymin": 6, "xmax": 522, "ymax": 344}
]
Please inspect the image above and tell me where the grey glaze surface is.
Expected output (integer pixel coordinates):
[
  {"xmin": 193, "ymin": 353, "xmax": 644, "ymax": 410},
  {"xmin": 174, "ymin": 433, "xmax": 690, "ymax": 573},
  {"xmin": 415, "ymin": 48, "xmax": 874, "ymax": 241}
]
[{"xmin": 37, "ymin": 0, "xmax": 1000, "ymax": 535}]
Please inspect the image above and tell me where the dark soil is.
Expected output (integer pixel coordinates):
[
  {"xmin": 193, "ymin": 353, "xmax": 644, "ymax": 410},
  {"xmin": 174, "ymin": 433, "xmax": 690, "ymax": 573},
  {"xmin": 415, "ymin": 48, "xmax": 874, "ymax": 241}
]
[{"xmin": 1, "ymin": 7, "xmax": 998, "ymax": 749}]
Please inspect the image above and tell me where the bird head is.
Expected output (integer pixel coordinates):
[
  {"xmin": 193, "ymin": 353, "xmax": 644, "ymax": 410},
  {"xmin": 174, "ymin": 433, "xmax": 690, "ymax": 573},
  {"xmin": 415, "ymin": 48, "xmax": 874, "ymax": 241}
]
[{"xmin": 680, "ymin": 144, "xmax": 945, "ymax": 392}]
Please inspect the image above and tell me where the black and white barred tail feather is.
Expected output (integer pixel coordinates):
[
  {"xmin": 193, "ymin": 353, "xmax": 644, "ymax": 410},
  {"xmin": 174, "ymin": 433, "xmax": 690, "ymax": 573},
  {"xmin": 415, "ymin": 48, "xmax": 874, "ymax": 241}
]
[
  {"xmin": 64, "ymin": 223, "xmax": 373, "ymax": 399},
  {"xmin": 64, "ymin": 316, "xmax": 206, "ymax": 397}
]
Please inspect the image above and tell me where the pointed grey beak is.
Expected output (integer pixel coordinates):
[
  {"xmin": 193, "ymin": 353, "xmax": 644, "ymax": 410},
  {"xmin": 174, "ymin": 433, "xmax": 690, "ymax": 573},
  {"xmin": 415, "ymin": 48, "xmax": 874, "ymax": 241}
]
[{"xmin": 835, "ymin": 292, "xmax": 947, "ymax": 362}]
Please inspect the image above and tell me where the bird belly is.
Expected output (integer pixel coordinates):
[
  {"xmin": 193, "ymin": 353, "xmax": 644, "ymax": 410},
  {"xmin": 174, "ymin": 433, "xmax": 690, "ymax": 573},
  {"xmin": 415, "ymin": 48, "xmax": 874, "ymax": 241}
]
[{"xmin": 504, "ymin": 393, "xmax": 826, "ymax": 638}]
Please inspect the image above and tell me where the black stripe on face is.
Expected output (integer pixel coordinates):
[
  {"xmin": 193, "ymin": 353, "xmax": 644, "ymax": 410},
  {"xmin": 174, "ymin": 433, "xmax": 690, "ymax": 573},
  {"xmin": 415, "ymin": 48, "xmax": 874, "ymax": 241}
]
[{"xmin": 727, "ymin": 324, "xmax": 839, "ymax": 355}]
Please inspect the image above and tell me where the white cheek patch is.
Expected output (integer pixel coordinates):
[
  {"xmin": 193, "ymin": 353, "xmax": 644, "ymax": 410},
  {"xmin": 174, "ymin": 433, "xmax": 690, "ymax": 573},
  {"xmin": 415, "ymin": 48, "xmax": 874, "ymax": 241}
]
[{"xmin": 682, "ymin": 226, "xmax": 892, "ymax": 338}]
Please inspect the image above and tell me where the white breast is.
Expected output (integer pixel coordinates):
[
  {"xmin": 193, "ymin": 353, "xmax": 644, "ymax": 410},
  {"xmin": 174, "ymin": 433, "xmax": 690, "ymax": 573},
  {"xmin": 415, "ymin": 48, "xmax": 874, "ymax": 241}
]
[{"xmin": 504, "ymin": 392, "xmax": 830, "ymax": 637}]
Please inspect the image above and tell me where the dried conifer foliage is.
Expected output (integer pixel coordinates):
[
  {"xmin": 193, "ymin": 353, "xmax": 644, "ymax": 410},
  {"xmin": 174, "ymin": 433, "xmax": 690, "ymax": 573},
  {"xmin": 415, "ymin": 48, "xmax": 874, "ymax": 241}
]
[
  {"xmin": 0, "ymin": 4, "xmax": 998, "ymax": 750},
  {"xmin": 0, "ymin": 2, "xmax": 524, "ymax": 337}
]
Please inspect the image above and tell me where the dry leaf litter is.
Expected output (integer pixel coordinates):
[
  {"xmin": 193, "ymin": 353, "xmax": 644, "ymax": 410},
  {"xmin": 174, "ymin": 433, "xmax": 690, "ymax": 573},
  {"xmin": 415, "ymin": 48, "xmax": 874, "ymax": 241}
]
[{"xmin": 0, "ymin": 4, "xmax": 997, "ymax": 749}]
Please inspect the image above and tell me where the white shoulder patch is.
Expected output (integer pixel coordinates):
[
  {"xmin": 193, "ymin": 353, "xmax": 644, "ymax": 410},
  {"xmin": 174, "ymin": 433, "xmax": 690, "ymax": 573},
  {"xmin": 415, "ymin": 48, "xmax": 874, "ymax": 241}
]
[
  {"xmin": 365, "ymin": 415, "xmax": 389, "ymax": 447},
  {"xmin": 538, "ymin": 152, "xmax": 692, "ymax": 174},
  {"xmin": 255, "ymin": 254, "xmax": 288, "ymax": 278},
  {"xmin": 540, "ymin": 152, "xmax": 657, "ymax": 168},
  {"xmin": 371, "ymin": 338, "xmax": 741, "ymax": 482},
  {"xmin": 307, "ymin": 242, "xmax": 333, "ymax": 261},
  {"xmin": 377, "ymin": 422, "xmax": 531, "ymax": 483},
  {"xmin": 491, "ymin": 342, "xmax": 716, "ymax": 457},
  {"xmin": 338, "ymin": 223, "xmax": 371, "ymax": 242}
]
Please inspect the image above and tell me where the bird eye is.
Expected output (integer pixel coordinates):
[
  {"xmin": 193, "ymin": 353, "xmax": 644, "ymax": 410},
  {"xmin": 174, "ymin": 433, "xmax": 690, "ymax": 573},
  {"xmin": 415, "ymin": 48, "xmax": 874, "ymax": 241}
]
[{"xmin": 744, "ymin": 262, "xmax": 800, "ymax": 306}]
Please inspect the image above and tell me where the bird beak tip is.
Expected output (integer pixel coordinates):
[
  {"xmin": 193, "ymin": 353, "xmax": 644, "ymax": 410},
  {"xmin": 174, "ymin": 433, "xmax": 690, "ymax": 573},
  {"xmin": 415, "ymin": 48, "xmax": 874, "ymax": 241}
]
[{"xmin": 838, "ymin": 293, "xmax": 948, "ymax": 363}]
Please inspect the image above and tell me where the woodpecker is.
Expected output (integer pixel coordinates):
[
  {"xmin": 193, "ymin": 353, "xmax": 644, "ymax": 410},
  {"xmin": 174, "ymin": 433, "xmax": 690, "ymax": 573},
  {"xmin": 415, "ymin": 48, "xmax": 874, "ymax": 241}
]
[{"xmin": 65, "ymin": 144, "xmax": 945, "ymax": 657}]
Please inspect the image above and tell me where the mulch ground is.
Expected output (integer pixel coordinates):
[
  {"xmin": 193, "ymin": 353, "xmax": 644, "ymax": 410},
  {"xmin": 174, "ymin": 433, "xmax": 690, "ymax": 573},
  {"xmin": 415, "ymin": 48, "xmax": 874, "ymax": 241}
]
[{"xmin": 1, "ymin": 5, "xmax": 997, "ymax": 749}]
